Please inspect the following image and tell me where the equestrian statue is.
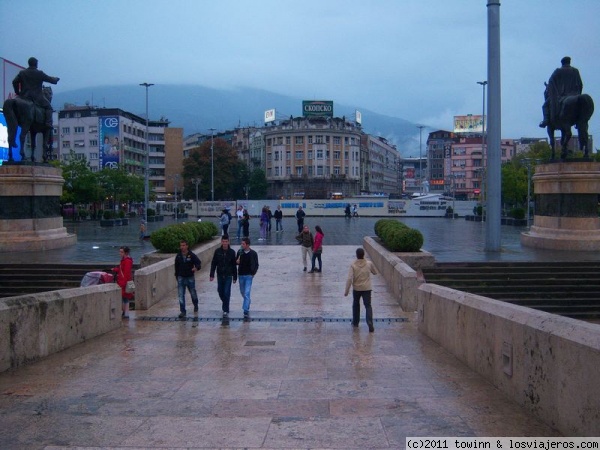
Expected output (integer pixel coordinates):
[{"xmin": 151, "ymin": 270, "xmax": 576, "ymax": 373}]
[
  {"xmin": 539, "ymin": 56, "xmax": 594, "ymax": 160},
  {"xmin": 2, "ymin": 57, "xmax": 60, "ymax": 163}
]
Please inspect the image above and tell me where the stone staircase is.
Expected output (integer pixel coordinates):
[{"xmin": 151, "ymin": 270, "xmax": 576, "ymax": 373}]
[
  {"xmin": 421, "ymin": 261, "xmax": 600, "ymax": 319},
  {"xmin": 0, "ymin": 264, "xmax": 139, "ymax": 299}
]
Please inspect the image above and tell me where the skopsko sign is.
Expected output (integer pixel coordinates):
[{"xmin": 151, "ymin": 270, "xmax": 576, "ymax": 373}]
[{"xmin": 302, "ymin": 100, "xmax": 333, "ymax": 118}]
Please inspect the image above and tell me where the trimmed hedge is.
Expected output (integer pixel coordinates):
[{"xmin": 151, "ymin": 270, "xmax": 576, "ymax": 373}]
[
  {"xmin": 374, "ymin": 219, "xmax": 424, "ymax": 252},
  {"xmin": 150, "ymin": 221, "xmax": 219, "ymax": 253}
]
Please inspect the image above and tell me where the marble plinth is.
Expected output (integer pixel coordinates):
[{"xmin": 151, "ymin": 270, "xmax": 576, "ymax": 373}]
[
  {"xmin": 0, "ymin": 164, "xmax": 76, "ymax": 252},
  {"xmin": 521, "ymin": 161, "xmax": 600, "ymax": 251}
]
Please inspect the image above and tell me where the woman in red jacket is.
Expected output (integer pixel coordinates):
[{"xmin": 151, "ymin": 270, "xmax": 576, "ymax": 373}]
[
  {"xmin": 309, "ymin": 225, "xmax": 324, "ymax": 273},
  {"xmin": 113, "ymin": 246, "xmax": 134, "ymax": 319}
]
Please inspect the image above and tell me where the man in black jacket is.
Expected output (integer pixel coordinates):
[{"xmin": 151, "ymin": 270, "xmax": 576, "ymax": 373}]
[
  {"xmin": 210, "ymin": 235, "xmax": 237, "ymax": 318},
  {"xmin": 236, "ymin": 237, "xmax": 259, "ymax": 320},
  {"xmin": 174, "ymin": 240, "xmax": 202, "ymax": 318}
]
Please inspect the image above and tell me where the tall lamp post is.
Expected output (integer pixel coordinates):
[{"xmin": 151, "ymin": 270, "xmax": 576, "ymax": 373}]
[
  {"xmin": 209, "ymin": 128, "xmax": 216, "ymax": 202},
  {"xmin": 169, "ymin": 174, "xmax": 180, "ymax": 222},
  {"xmin": 140, "ymin": 82, "xmax": 154, "ymax": 224},
  {"xmin": 192, "ymin": 177, "xmax": 201, "ymax": 218},
  {"xmin": 417, "ymin": 125, "xmax": 425, "ymax": 194}
]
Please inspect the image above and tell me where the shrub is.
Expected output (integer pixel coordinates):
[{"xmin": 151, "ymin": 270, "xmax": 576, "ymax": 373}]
[
  {"xmin": 103, "ymin": 210, "xmax": 115, "ymax": 220},
  {"xmin": 150, "ymin": 221, "xmax": 218, "ymax": 253},
  {"xmin": 510, "ymin": 207, "xmax": 525, "ymax": 220},
  {"xmin": 147, "ymin": 208, "xmax": 156, "ymax": 217},
  {"xmin": 374, "ymin": 218, "xmax": 424, "ymax": 252},
  {"xmin": 118, "ymin": 210, "xmax": 125, "ymax": 219}
]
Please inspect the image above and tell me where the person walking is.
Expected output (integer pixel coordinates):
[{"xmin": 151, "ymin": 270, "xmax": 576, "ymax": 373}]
[
  {"xmin": 236, "ymin": 237, "xmax": 259, "ymax": 320},
  {"xmin": 174, "ymin": 239, "xmax": 202, "ymax": 318},
  {"xmin": 309, "ymin": 225, "xmax": 324, "ymax": 273},
  {"xmin": 242, "ymin": 209, "xmax": 250, "ymax": 238},
  {"xmin": 274, "ymin": 205, "xmax": 284, "ymax": 232},
  {"xmin": 295, "ymin": 225, "xmax": 314, "ymax": 272},
  {"xmin": 259, "ymin": 206, "xmax": 268, "ymax": 240},
  {"xmin": 219, "ymin": 208, "xmax": 230, "ymax": 236},
  {"xmin": 210, "ymin": 235, "xmax": 237, "ymax": 318},
  {"xmin": 344, "ymin": 247, "xmax": 378, "ymax": 332},
  {"xmin": 267, "ymin": 206, "xmax": 273, "ymax": 232},
  {"xmin": 112, "ymin": 246, "xmax": 134, "ymax": 319},
  {"xmin": 139, "ymin": 220, "xmax": 146, "ymax": 240},
  {"xmin": 295, "ymin": 205, "xmax": 306, "ymax": 233},
  {"xmin": 235, "ymin": 205, "xmax": 244, "ymax": 239}
]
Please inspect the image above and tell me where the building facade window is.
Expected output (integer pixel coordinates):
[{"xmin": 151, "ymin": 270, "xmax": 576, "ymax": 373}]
[
  {"xmin": 74, "ymin": 126, "xmax": 85, "ymax": 133},
  {"xmin": 62, "ymin": 127, "xmax": 70, "ymax": 134}
]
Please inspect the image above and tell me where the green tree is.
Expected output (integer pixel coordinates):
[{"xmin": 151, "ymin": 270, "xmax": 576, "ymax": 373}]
[
  {"xmin": 182, "ymin": 138, "xmax": 246, "ymax": 200},
  {"xmin": 97, "ymin": 167, "xmax": 144, "ymax": 210},
  {"xmin": 501, "ymin": 163, "xmax": 527, "ymax": 208},
  {"xmin": 60, "ymin": 151, "xmax": 98, "ymax": 205},
  {"xmin": 248, "ymin": 168, "xmax": 268, "ymax": 199}
]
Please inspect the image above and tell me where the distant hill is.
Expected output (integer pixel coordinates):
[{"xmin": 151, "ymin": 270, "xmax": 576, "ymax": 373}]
[{"xmin": 52, "ymin": 85, "xmax": 421, "ymax": 154}]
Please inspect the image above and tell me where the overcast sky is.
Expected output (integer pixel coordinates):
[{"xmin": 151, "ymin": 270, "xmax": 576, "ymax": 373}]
[{"xmin": 2, "ymin": 0, "xmax": 599, "ymax": 147}]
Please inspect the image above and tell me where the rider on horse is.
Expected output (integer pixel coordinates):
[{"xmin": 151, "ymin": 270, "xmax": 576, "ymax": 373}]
[
  {"xmin": 539, "ymin": 56, "xmax": 583, "ymax": 128},
  {"xmin": 12, "ymin": 57, "xmax": 60, "ymax": 129}
]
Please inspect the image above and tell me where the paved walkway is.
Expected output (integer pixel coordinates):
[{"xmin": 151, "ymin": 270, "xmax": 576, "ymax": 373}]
[{"xmin": 0, "ymin": 245, "xmax": 558, "ymax": 449}]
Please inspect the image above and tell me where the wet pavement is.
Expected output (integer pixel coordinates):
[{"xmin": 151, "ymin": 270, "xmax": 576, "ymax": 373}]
[
  {"xmin": 4, "ymin": 215, "xmax": 600, "ymax": 265},
  {"xmin": 0, "ymin": 243, "xmax": 562, "ymax": 448}
]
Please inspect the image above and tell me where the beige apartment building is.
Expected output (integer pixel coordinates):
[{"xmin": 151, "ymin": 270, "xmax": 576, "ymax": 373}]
[{"xmin": 261, "ymin": 116, "xmax": 363, "ymax": 199}]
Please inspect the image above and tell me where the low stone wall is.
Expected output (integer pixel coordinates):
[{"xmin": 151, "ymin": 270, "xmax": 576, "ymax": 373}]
[
  {"xmin": 134, "ymin": 238, "xmax": 221, "ymax": 310},
  {"xmin": 363, "ymin": 236, "xmax": 429, "ymax": 312},
  {"xmin": 0, "ymin": 284, "xmax": 121, "ymax": 373},
  {"xmin": 417, "ymin": 284, "xmax": 600, "ymax": 436}
]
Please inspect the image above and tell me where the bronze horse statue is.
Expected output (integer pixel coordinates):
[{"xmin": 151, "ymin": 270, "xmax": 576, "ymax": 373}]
[
  {"xmin": 2, "ymin": 86, "xmax": 55, "ymax": 163},
  {"xmin": 543, "ymin": 83, "xmax": 595, "ymax": 160}
]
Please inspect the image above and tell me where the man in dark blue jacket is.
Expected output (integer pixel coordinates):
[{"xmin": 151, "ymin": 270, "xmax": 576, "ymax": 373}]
[
  {"xmin": 210, "ymin": 235, "xmax": 237, "ymax": 318},
  {"xmin": 174, "ymin": 240, "xmax": 201, "ymax": 318}
]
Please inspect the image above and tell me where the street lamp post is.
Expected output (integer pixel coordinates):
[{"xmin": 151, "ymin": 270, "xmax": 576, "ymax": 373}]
[
  {"xmin": 477, "ymin": 81, "xmax": 488, "ymax": 171},
  {"xmin": 417, "ymin": 125, "xmax": 425, "ymax": 194},
  {"xmin": 192, "ymin": 177, "xmax": 201, "ymax": 218},
  {"xmin": 169, "ymin": 174, "xmax": 180, "ymax": 222},
  {"xmin": 139, "ymin": 82, "xmax": 154, "ymax": 224},
  {"xmin": 209, "ymin": 128, "xmax": 216, "ymax": 202}
]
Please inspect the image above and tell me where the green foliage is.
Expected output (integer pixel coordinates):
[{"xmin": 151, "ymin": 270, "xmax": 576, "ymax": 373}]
[
  {"xmin": 374, "ymin": 219, "xmax": 423, "ymax": 252},
  {"xmin": 248, "ymin": 168, "xmax": 268, "ymax": 199},
  {"xmin": 147, "ymin": 208, "xmax": 156, "ymax": 217},
  {"xmin": 150, "ymin": 221, "xmax": 219, "ymax": 253},
  {"xmin": 103, "ymin": 210, "xmax": 115, "ymax": 220},
  {"xmin": 182, "ymin": 138, "xmax": 247, "ymax": 200},
  {"xmin": 509, "ymin": 207, "xmax": 525, "ymax": 220},
  {"xmin": 474, "ymin": 205, "xmax": 483, "ymax": 216}
]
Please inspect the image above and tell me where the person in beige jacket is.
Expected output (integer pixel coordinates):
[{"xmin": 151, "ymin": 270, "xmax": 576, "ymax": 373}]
[{"xmin": 344, "ymin": 247, "xmax": 378, "ymax": 332}]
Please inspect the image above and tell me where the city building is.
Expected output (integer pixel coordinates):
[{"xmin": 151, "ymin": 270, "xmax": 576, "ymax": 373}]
[
  {"xmin": 261, "ymin": 115, "xmax": 362, "ymax": 199},
  {"xmin": 57, "ymin": 105, "xmax": 171, "ymax": 199},
  {"xmin": 360, "ymin": 135, "xmax": 400, "ymax": 196}
]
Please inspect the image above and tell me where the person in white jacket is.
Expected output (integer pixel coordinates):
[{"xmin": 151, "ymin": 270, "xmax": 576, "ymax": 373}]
[{"xmin": 344, "ymin": 247, "xmax": 378, "ymax": 332}]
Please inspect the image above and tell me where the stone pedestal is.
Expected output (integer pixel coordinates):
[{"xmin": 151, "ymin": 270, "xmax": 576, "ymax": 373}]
[
  {"xmin": 0, "ymin": 164, "xmax": 76, "ymax": 252},
  {"xmin": 521, "ymin": 161, "xmax": 600, "ymax": 250}
]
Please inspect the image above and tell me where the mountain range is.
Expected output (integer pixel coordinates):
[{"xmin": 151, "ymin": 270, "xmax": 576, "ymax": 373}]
[{"xmin": 53, "ymin": 85, "xmax": 423, "ymax": 155}]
